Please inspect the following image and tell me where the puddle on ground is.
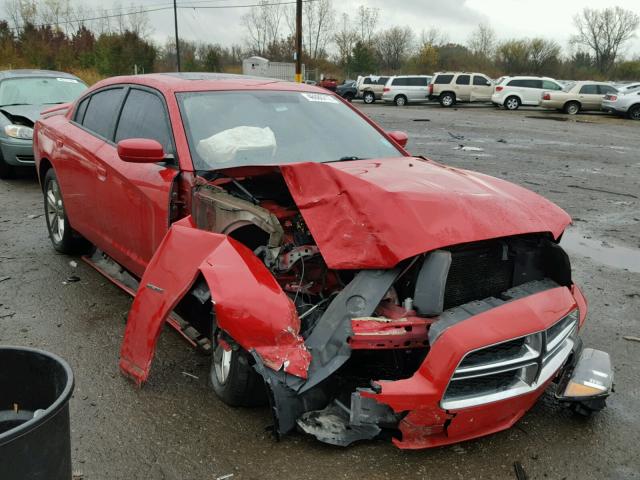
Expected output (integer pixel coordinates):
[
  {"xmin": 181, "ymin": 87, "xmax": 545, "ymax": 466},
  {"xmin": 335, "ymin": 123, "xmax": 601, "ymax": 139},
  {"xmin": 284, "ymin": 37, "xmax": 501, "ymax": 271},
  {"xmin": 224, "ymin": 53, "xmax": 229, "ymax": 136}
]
[{"xmin": 560, "ymin": 229, "xmax": 640, "ymax": 273}]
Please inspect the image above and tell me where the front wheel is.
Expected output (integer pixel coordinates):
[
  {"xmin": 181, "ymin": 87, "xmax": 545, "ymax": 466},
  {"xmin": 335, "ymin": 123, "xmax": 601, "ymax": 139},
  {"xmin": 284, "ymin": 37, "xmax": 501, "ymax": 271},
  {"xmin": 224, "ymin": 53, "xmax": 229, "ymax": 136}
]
[
  {"xmin": 504, "ymin": 96, "xmax": 520, "ymax": 110},
  {"xmin": 628, "ymin": 105, "xmax": 640, "ymax": 120},
  {"xmin": 363, "ymin": 92, "xmax": 375, "ymax": 104},
  {"xmin": 0, "ymin": 155, "xmax": 14, "ymax": 179},
  {"xmin": 394, "ymin": 95, "xmax": 408, "ymax": 106},
  {"xmin": 210, "ymin": 338, "xmax": 267, "ymax": 407}
]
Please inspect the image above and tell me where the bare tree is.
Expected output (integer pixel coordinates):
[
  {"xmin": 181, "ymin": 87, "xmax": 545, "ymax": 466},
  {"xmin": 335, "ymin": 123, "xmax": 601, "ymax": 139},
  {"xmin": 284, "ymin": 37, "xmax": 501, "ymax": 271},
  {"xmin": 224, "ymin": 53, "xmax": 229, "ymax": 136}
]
[
  {"xmin": 333, "ymin": 13, "xmax": 358, "ymax": 65},
  {"xmin": 468, "ymin": 23, "xmax": 496, "ymax": 58},
  {"xmin": 377, "ymin": 26, "xmax": 414, "ymax": 72},
  {"xmin": 304, "ymin": 0, "xmax": 334, "ymax": 60},
  {"xmin": 355, "ymin": 4, "xmax": 378, "ymax": 45},
  {"xmin": 3, "ymin": 0, "xmax": 38, "ymax": 32},
  {"xmin": 127, "ymin": 3, "xmax": 152, "ymax": 38},
  {"xmin": 242, "ymin": 0, "xmax": 284, "ymax": 56},
  {"xmin": 419, "ymin": 26, "xmax": 447, "ymax": 48},
  {"xmin": 528, "ymin": 37, "xmax": 560, "ymax": 74},
  {"xmin": 572, "ymin": 7, "xmax": 640, "ymax": 73}
]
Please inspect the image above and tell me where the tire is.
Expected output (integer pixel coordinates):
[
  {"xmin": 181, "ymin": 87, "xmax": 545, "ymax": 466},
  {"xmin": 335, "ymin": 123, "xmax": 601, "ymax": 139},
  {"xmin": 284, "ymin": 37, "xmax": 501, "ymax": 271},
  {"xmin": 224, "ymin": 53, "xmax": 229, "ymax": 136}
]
[
  {"xmin": 504, "ymin": 96, "xmax": 520, "ymax": 110},
  {"xmin": 439, "ymin": 92, "xmax": 455, "ymax": 107},
  {"xmin": 363, "ymin": 91, "xmax": 375, "ymax": 104},
  {"xmin": 43, "ymin": 168, "xmax": 88, "ymax": 254},
  {"xmin": 0, "ymin": 155, "xmax": 14, "ymax": 179},
  {"xmin": 210, "ymin": 339, "xmax": 267, "ymax": 407},
  {"xmin": 343, "ymin": 92, "xmax": 354, "ymax": 103},
  {"xmin": 628, "ymin": 105, "xmax": 640, "ymax": 120},
  {"xmin": 564, "ymin": 101, "xmax": 580, "ymax": 115},
  {"xmin": 394, "ymin": 95, "xmax": 408, "ymax": 106}
]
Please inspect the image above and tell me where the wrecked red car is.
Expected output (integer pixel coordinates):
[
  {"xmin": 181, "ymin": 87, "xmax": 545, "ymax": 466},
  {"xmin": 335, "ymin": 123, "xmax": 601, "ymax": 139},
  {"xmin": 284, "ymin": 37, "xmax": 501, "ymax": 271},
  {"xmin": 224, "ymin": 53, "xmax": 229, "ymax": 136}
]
[{"xmin": 33, "ymin": 73, "xmax": 613, "ymax": 449}]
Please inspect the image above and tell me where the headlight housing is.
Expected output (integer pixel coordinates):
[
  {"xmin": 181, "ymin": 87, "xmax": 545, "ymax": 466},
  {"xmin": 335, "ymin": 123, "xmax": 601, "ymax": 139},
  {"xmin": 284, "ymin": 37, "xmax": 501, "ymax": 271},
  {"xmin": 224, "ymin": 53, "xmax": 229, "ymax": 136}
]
[{"xmin": 4, "ymin": 124, "xmax": 33, "ymax": 140}]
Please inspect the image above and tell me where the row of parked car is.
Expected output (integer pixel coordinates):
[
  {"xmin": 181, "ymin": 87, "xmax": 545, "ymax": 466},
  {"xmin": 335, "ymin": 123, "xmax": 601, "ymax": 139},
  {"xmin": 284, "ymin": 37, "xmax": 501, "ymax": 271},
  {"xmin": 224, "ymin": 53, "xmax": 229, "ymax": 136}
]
[{"xmin": 335, "ymin": 72, "xmax": 640, "ymax": 120}]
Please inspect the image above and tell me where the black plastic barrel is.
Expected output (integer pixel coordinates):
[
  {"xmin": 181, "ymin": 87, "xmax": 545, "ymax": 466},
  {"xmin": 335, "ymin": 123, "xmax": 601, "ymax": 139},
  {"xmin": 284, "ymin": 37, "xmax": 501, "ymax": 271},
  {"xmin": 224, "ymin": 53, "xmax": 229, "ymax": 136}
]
[{"xmin": 0, "ymin": 346, "xmax": 74, "ymax": 480}]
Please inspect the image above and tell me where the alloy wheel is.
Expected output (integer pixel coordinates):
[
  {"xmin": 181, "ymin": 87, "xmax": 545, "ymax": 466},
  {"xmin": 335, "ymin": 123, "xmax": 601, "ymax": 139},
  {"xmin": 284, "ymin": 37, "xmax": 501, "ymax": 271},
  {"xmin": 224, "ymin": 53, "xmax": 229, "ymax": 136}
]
[{"xmin": 46, "ymin": 179, "xmax": 65, "ymax": 244}]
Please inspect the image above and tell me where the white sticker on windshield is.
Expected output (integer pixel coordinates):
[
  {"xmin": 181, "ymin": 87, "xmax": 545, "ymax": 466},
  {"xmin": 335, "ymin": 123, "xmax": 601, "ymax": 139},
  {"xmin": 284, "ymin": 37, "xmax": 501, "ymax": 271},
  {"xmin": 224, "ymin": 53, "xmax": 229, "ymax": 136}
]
[
  {"xmin": 300, "ymin": 93, "xmax": 338, "ymax": 103},
  {"xmin": 56, "ymin": 78, "xmax": 79, "ymax": 83}
]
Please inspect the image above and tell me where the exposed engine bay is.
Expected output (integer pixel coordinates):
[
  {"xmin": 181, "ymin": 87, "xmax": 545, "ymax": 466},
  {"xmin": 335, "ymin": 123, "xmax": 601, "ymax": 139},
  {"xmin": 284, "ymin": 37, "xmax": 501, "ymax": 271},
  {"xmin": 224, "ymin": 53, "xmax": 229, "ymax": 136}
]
[{"xmin": 183, "ymin": 169, "xmax": 579, "ymax": 446}]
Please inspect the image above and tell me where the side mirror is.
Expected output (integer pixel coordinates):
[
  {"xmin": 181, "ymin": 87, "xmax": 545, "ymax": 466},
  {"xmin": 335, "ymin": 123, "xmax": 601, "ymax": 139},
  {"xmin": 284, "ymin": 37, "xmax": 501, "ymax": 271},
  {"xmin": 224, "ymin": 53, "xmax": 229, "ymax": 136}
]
[
  {"xmin": 117, "ymin": 138, "xmax": 165, "ymax": 163},
  {"xmin": 486, "ymin": 81, "xmax": 492, "ymax": 86},
  {"xmin": 387, "ymin": 130, "xmax": 408, "ymax": 148}
]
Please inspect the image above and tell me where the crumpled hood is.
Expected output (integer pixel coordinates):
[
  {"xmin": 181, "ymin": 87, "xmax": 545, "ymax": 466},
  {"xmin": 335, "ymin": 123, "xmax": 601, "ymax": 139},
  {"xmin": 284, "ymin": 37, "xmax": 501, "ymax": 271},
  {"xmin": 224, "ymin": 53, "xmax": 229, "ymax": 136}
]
[
  {"xmin": 280, "ymin": 157, "xmax": 571, "ymax": 269},
  {"xmin": 0, "ymin": 104, "xmax": 46, "ymax": 125}
]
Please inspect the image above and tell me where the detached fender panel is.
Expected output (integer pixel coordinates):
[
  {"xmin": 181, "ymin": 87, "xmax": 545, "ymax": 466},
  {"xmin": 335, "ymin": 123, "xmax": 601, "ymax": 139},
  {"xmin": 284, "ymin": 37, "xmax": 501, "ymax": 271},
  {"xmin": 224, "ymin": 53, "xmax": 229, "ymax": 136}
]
[{"xmin": 119, "ymin": 216, "xmax": 310, "ymax": 385}]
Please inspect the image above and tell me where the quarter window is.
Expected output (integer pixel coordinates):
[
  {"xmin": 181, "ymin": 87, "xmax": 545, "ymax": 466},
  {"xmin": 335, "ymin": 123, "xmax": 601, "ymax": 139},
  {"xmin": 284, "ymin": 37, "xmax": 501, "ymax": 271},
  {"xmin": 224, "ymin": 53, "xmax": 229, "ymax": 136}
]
[
  {"xmin": 81, "ymin": 88, "xmax": 125, "ymax": 140},
  {"xmin": 114, "ymin": 89, "xmax": 173, "ymax": 154},
  {"xmin": 456, "ymin": 75, "xmax": 470, "ymax": 85},
  {"xmin": 74, "ymin": 96, "xmax": 89, "ymax": 123},
  {"xmin": 392, "ymin": 78, "xmax": 409, "ymax": 86}
]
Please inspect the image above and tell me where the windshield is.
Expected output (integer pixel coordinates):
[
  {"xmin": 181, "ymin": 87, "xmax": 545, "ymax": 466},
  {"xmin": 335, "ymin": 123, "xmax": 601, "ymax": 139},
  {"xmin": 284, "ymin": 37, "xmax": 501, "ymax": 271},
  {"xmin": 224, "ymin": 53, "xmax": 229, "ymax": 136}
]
[
  {"xmin": 177, "ymin": 90, "xmax": 403, "ymax": 170},
  {"xmin": 0, "ymin": 77, "xmax": 87, "ymax": 106}
]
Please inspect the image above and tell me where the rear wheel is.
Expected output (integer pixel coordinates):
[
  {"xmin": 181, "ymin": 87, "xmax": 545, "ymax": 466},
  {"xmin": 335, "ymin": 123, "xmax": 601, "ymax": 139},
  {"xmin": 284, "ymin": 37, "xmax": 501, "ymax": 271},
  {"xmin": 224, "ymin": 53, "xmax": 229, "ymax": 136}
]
[
  {"xmin": 628, "ymin": 105, "xmax": 640, "ymax": 120},
  {"xmin": 0, "ymin": 155, "xmax": 14, "ymax": 179},
  {"xmin": 363, "ymin": 91, "xmax": 375, "ymax": 104},
  {"xmin": 439, "ymin": 92, "xmax": 455, "ymax": 107},
  {"xmin": 210, "ymin": 336, "xmax": 267, "ymax": 407},
  {"xmin": 394, "ymin": 95, "xmax": 408, "ymax": 106},
  {"xmin": 564, "ymin": 101, "xmax": 580, "ymax": 115},
  {"xmin": 504, "ymin": 96, "xmax": 520, "ymax": 110},
  {"xmin": 43, "ymin": 168, "xmax": 88, "ymax": 254}
]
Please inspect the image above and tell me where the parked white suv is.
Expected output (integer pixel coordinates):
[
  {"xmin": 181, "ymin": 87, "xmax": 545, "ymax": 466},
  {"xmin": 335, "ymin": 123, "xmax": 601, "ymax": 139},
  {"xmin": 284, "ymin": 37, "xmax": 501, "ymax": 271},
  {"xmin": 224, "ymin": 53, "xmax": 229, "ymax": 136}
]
[
  {"xmin": 491, "ymin": 76, "xmax": 563, "ymax": 110},
  {"xmin": 428, "ymin": 72, "xmax": 494, "ymax": 107},
  {"xmin": 382, "ymin": 75, "xmax": 432, "ymax": 106}
]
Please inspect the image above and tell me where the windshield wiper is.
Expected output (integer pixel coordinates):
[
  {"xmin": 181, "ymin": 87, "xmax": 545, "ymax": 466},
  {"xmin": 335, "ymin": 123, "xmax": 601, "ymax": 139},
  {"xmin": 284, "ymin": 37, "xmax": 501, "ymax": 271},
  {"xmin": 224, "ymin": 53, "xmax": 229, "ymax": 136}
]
[
  {"xmin": 0, "ymin": 103, "xmax": 30, "ymax": 107},
  {"xmin": 326, "ymin": 156, "xmax": 366, "ymax": 163}
]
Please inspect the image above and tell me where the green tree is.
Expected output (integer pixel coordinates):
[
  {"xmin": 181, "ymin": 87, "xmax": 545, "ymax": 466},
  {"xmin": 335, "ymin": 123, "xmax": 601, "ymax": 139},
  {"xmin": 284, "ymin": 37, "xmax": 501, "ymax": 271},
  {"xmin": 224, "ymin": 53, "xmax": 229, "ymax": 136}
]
[{"xmin": 350, "ymin": 40, "xmax": 377, "ymax": 74}]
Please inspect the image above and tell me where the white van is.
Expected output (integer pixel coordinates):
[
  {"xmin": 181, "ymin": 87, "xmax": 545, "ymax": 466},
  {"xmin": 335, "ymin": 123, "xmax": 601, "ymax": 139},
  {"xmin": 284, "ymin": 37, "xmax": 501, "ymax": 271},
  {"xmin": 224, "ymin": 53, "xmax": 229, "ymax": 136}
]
[
  {"xmin": 381, "ymin": 75, "xmax": 432, "ymax": 106},
  {"xmin": 491, "ymin": 76, "xmax": 563, "ymax": 110}
]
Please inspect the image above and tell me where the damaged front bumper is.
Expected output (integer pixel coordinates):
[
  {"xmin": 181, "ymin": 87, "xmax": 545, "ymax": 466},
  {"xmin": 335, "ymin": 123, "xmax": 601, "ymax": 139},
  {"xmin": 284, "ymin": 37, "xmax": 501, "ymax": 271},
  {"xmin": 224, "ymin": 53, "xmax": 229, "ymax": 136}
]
[{"xmin": 292, "ymin": 285, "xmax": 612, "ymax": 449}]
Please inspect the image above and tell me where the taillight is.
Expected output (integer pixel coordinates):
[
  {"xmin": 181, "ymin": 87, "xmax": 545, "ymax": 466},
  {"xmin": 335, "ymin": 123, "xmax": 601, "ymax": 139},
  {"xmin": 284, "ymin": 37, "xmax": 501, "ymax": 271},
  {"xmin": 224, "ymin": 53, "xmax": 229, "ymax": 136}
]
[
  {"xmin": 608, "ymin": 95, "xmax": 617, "ymax": 101},
  {"xmin": 495, "ymin": 86, "xmax": 503, "ymax": 92},
  {"xmin": 428, "ymin": 84, "xmax": 433, "ymax": 94},
  {"xmin": 383, "ymin": 87, "xmax": 390, "ymax": 92},
  {"xmin": 542, "ymin": 92, "xmax": 551, "ymax": 100}
]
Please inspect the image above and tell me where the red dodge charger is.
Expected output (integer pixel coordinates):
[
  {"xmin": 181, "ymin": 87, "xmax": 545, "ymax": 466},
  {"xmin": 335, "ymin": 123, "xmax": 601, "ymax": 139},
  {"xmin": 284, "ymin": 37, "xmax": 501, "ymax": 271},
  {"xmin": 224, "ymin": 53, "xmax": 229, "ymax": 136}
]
[{"xmin": 34, "ymin": 73, "xmax": 612, "ymax": 449}]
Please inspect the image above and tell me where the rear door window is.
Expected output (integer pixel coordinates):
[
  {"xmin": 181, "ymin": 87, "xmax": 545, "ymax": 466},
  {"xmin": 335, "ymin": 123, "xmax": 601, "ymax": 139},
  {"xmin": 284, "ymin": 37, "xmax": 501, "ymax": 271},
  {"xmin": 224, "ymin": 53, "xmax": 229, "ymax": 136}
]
[
  {"xmin": 409, "ymin": 77, "xmax": 428, "ymax": 86},
  {"xmin": 579, "ymin": 84, "xmax": 599, "ymax": 94},
  {"xmin": 524, "ymin": 79, "xmax": 543, "ymax": 89},
  {"xmin": 81, "ymin": 88, "xmax": 125, "ymax": 140},
  {"xmin": 435, "ymin": 74, "xmax": 454, "ymax": 84},
  {"xmin": 378, "ymin": 77, "xmax": 389, "ymax": 85},
  {"xmin": 456, "ymin": 75, "xmax": 470, "ymax": 85},
  {"xmin": 114, "ymin": 88, "xmax": 173, "ymax": 154},
  {"xmin": 508, "ymin": 79, "xmax": 525, "ymax": 87},
  {"xmin": 363, "ymin": 78, "xmax": 373, "ymax": 85}
]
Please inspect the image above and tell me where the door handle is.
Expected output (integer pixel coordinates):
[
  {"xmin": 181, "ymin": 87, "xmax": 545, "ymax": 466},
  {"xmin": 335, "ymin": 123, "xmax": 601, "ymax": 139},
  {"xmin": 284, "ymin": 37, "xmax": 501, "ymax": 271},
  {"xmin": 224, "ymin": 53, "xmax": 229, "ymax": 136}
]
[{"xmin": 96, "ymin": 165, "xmax": 107, "ymax": 181}]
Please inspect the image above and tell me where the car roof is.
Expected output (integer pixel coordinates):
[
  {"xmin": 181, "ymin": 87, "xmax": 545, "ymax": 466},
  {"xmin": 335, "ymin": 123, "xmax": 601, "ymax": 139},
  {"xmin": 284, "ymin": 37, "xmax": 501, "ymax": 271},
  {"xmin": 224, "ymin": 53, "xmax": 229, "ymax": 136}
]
[
  {"xmin": 0, "ymin": 69, "xmax": 81, "ymax": 80},
  {"xmin": 507, "ymin": 76, "xmax": 557, "ymax": 80},
  {"xmin": 89, "ymin": 72, "xmax": 331, "ymax": 95},
  {"xmin": 389, "ymin": 75, "xmax": 431, "ymax": 78}
]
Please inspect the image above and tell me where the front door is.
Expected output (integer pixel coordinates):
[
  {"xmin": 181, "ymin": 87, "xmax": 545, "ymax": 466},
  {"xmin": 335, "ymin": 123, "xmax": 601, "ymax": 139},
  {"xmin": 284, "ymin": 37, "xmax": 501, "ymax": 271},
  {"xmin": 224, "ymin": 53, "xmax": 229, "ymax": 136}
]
[
  {"xmin": 92, "ymin": 87, "xmax": 178, "ymax": 277},
  {"xmin": 471, "ymin": 75, "xmax": 493, "ymax": 101}
]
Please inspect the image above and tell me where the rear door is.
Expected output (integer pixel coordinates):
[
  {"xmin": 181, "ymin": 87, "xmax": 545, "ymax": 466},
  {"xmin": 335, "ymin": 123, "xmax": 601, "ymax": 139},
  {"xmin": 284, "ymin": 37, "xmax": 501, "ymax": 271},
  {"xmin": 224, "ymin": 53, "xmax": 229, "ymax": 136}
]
[
  {"xmin": 577, "ymin": 84, "xmax": 602, "ymax": 110},
  {"xmin": 454, "ymin": 74, "xmax": 472, "ymax": 101},
  {"xmin": 57, "ymin": 87, "xmax": 126, "ymax": 243},
  {"xmin": 94, "ymin": 86, "xmax": 179, "ymax": 277},
  {"xmin": 523, "ymin": 79, "xmax": 543, "ymax": 104},
  {"xmin": 541, "ymin": 80, "xmax": 562, "ymax": 105},
  {"xmin": 410, "ymin": 77, "xmax": 429, "ymax": 102},
  {"xmin": 471, "ymin": 75, "xmax": 493, "ymax": 101}
]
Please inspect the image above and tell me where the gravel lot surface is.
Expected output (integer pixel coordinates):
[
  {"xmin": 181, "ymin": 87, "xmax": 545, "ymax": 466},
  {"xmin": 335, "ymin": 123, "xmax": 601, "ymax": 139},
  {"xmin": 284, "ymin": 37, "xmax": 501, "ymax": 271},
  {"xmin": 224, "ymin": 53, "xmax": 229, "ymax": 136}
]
[{"xmin": 1, "ymin": 102, "xmax": 638, "ymax": 479}]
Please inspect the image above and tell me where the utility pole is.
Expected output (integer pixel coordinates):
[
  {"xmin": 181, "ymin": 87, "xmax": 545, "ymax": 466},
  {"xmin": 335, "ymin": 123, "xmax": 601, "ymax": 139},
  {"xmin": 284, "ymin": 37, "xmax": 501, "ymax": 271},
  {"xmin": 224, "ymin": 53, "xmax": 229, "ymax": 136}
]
[
  {"xmin": 173, "ymin": 0, "xmax": 181, "ymax": 72},
  {"xmin": 295, "ymin": 0, "xmax": 302, "ymax": 82}
]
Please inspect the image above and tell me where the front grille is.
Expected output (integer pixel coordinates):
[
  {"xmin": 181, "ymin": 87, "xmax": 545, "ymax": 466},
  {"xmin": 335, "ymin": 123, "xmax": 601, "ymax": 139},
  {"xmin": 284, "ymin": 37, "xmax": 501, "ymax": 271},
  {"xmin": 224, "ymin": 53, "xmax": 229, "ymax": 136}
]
[
  {"xmin": 441, "ymin": 309, "xmax": 578, "ymax": 410},
  {"xmin": 444, "ymin": 244, "xmax": 514, "ymax": 309}
]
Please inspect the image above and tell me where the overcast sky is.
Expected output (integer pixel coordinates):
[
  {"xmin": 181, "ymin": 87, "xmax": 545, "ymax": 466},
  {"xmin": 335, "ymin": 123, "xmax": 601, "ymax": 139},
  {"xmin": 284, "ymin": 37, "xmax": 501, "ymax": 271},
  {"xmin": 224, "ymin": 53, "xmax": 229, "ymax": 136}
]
[{"xmin": 89, "ymin": 0, "xmax": 640, "ymax": 57}]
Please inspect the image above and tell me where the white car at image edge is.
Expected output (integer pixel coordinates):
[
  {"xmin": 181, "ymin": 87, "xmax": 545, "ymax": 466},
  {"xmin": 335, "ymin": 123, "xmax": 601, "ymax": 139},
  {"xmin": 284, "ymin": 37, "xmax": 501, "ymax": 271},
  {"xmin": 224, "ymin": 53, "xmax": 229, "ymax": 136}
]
[{"xmin": 601, "ymin": 89, "xmax": 640, "ymax": 120}]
